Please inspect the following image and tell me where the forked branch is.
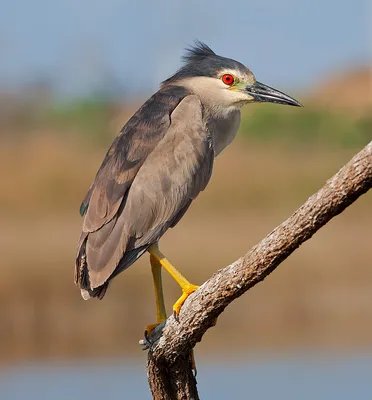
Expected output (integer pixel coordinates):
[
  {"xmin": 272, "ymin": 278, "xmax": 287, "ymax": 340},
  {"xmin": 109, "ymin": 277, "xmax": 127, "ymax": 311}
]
[{"xmin": 145, "ymin": 141, "xmax": 372, "ymax": 400}]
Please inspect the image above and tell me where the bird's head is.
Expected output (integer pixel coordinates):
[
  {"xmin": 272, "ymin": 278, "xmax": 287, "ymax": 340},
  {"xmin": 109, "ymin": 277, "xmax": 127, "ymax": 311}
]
[{"xmin": 163, "ymin": 41, "xmax": 302, "ymax": 111}]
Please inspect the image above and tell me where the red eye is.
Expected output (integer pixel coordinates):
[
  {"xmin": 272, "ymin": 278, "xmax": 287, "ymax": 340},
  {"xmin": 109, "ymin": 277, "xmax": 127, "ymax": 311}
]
[{"xmin": 222, "ymin": 74, "xmax": 234, "ymax": 85}]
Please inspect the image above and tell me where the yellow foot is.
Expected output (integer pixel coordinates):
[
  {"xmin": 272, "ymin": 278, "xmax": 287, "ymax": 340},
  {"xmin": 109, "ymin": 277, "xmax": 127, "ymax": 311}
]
[
  {"xmin": 145, "ymin": 324, "xmax": 159, "ymax": 336},
  {"xmin": 173, "ymin": 284, "xmax": 199, "ymax": 316},
  {"xmin": 145, "ymin": 322, "xmax": 163, "ymax": 336},
  {"xmin": 141, "ymin": 322, "xmax": 164, "ymax": 351}
]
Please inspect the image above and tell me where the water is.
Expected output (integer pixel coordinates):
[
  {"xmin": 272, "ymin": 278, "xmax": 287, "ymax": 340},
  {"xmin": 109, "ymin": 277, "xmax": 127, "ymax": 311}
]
[{"xmin": 2, "ymin": 354, "xmax": 372, "ymax": 399}]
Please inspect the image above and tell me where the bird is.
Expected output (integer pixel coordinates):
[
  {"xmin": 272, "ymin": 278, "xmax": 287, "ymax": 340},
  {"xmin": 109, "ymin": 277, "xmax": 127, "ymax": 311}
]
[{"xmin": 74, "ymin": 41, "xmax": 302, "ymax": 333}]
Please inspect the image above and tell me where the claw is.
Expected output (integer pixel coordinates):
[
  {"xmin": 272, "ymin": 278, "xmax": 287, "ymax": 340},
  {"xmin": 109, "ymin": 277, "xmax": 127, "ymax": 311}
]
[
  {"xmin": 144, "ymin": 323, "xmax": 159, "ymax": 336},
  {"xmin": 139, "ymin": 331, "xmax": 151, "ymax": 350},
  {"xmin": 140, "ymin": 320, "xmax": 166, "ymax": 350}
]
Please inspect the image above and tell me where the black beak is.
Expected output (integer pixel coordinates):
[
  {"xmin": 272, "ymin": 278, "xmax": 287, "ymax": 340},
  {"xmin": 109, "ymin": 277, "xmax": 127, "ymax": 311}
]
[{"xmin": 246, "ymin": 81, "xmax": 303, "ymax": 107}]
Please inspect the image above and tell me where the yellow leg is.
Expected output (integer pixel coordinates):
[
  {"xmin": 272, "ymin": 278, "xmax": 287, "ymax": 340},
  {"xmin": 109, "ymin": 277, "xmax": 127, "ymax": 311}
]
[
  {"xmin": 150, "ymin": 255, "xmax": 167, "ymax": 323},
  {"xmin": 148, "ymin": 243, "xmax": 199, "ymax": 315},
  {"xmin": 147, "ymin": 244, "xmax": 198, "ymax": 375},
  {"xmin": 145, "ymin": 255, "xmax": 167, "ymax": 335}
]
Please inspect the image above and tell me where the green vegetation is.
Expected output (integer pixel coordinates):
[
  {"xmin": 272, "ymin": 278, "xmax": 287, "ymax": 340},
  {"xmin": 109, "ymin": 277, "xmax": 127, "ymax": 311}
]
[
  {"xmin": 240, "ymin": 104, "xmax": 372, "ymax": 148},
  {"xmin": 50, "ymin": 99, "xmax": 372, "ymax": 149},
  {"xmin": 50, "ymin": 98, "xmax": 113, "ymax": 145},
  {"xmin": 3, "ymin": 96, "xmax": 371, "ymax": 149}
]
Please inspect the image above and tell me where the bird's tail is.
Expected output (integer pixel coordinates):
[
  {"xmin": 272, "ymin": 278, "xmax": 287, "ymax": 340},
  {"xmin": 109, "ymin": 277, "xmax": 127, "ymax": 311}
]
[
  {"xmin": 80, "ymin": 283, "xmax": 109, "ymax": 300},
  {"xmin": 75, "ymin": 232, "xmax": 109, "ymax": 300}
]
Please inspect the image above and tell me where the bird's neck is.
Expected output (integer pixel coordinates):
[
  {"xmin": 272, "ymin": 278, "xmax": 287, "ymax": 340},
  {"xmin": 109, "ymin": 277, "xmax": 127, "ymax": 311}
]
[{"xmin": 203, "ymin": 105, "xmax": 241, "ymax": 157}]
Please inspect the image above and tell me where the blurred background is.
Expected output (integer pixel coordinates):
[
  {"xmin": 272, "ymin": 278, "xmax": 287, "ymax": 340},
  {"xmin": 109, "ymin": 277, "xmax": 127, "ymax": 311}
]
[{"xmin": 1, "ymin": 1, "xmax": 372, "ymax": 399}]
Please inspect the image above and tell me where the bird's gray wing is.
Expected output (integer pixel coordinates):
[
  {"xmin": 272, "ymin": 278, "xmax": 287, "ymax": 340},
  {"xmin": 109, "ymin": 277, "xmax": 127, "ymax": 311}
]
[
  {"xmin": 79, "ymin": 95, "xmax": 214, "ymax": 292},
  {"xmin": 79, "ymin": 86, "xmax": 189, "ymax": 233}
]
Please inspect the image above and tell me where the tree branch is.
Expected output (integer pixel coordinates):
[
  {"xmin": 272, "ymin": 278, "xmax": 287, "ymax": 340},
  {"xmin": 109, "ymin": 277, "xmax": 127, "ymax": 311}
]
[{"xmin": 145, "ymin": 141, "xmax": 372, "ymax": 399}]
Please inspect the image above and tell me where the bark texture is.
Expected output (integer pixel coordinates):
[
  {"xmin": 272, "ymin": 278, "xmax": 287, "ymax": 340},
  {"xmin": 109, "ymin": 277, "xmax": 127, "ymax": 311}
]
[{"xmin": 146, "ymin": 141, "xmax": 372, "ymax": 399}]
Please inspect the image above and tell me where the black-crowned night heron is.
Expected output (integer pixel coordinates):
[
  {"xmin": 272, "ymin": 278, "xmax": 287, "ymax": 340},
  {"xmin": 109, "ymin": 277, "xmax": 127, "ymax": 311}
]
[{"xmin": 75, "ymin": 42, "xmax": 302, "ymax": 333}]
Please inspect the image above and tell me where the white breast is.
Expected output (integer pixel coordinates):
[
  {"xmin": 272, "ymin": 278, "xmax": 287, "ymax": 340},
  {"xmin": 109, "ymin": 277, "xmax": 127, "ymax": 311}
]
[{"xmin": 207, "ymin": 107, "xmax": 241, "ymax": 156}]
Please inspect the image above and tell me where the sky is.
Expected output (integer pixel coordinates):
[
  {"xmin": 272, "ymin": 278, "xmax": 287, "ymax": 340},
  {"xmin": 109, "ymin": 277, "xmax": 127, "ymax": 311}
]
[{"xmin": 0, "ymin": 0, "xmax": 371, "ymax": 99}]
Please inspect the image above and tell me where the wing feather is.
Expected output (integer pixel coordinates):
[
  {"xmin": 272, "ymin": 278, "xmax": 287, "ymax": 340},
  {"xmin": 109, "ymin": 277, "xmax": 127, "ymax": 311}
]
[{"xmin": 81, "ymin": 86, "xmax": 189, "ymax": 232}]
